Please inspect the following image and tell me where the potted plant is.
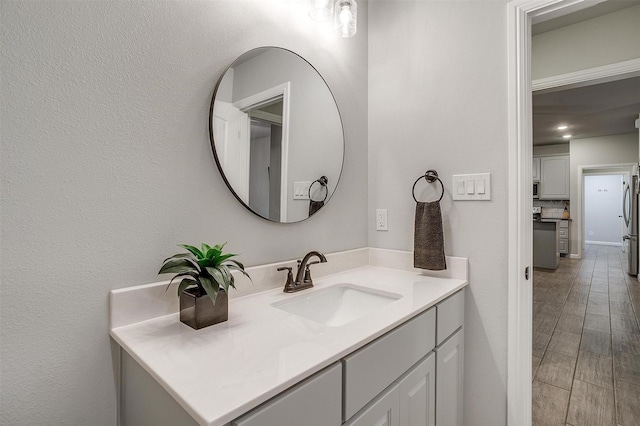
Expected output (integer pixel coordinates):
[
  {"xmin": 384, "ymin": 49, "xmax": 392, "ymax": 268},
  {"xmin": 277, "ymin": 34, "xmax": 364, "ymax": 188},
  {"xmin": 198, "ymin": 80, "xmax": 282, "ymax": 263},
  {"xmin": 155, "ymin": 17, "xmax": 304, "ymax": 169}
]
[{"xmin": 159, "ymin": 242, "xmax": 251, "ymax": 330}]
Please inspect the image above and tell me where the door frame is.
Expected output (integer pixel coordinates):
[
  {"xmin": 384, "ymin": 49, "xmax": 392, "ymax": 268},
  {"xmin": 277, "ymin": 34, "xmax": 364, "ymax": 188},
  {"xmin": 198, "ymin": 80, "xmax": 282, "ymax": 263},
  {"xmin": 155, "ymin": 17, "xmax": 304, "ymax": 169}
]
[
  {"xmin": 579, "ymin": 166, "xmax": 633, "ymax": 255},
  {"xmin": 235, "ymin": 82, "xmax": 291, "ymax": 222},
  {"xmin": 507, "ymin": 0, "xmax": 640, "ymax": 424}
]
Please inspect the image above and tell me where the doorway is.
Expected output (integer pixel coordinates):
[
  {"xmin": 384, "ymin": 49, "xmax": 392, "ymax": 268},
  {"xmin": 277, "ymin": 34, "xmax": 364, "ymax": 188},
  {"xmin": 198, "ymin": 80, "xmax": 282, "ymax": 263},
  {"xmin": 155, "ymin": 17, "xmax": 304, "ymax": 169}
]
[
  {"xmin": 583, "ymin": 173, "xmax": 624, "ymax": 246},
  {"xmin": 508, "ymin": 0, "xmax": 640, "ymax": 424}
]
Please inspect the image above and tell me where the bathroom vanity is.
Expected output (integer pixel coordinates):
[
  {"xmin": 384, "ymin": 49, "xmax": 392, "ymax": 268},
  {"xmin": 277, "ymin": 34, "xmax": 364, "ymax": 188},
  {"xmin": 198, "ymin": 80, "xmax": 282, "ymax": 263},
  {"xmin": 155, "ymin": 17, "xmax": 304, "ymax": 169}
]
[{"xmin": 110, "ymin": 252, "xmax": 468, "ymax": 426}]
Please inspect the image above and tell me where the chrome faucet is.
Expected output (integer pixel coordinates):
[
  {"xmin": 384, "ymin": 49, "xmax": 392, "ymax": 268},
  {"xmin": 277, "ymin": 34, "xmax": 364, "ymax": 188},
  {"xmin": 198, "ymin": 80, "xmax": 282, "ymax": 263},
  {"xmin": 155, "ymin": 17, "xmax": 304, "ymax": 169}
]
[{"xmin": 279, "ymin": 251, "xmax": 327, "ymax": 293}]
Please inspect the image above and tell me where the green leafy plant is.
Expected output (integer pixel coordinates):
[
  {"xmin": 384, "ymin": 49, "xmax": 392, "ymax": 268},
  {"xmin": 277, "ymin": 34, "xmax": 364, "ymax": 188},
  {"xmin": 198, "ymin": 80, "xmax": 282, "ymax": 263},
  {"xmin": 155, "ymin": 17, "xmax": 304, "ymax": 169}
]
[{"xmin": 159, "ymin": 242, "xmax": 251, "ymax": 304}]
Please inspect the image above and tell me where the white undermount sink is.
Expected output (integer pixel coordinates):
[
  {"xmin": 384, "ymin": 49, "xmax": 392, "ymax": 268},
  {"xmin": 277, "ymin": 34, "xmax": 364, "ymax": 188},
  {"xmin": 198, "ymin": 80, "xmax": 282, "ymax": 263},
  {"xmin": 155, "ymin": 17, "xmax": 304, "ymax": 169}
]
[{"xmin": 271, "ymin": 283, "xmax": 403, "ymax": 327}]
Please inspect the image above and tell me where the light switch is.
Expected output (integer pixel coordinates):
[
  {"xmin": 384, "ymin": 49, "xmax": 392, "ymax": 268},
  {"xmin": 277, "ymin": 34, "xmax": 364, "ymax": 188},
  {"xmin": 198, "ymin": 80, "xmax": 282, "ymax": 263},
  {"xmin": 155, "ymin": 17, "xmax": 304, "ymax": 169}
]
[
  {"xmin": 466, "ymin": 180, "xmax": 474, "ymax": 194},
  {"xmin": 476, "ymin": 179, "xmax": 485, "ymax": 194},
  {"xmin": 293, "ymin": 181, "xmax": 311, "ymax": 200},
  {"xmin": 452, "ymin": 173, "xmax": 491, "ymax": 200}
]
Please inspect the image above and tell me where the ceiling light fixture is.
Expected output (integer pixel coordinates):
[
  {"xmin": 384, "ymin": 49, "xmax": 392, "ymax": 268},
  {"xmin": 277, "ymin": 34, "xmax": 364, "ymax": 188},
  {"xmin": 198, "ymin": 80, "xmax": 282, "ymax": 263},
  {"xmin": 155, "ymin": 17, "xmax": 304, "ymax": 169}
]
[
  {"xmin": 334, "ymin": 0, "xmax": 357, "ymax": 38},
  {"xmin": 556, "ymin": 125, "xmax": 568, "ymax": 130},
  {"xmin": 562, "ymin": 134, "xmax": 572, "ymax": 139},
  {"xmin": 309, "ymin": 0, "xmax": 333, "ymax": 22}
]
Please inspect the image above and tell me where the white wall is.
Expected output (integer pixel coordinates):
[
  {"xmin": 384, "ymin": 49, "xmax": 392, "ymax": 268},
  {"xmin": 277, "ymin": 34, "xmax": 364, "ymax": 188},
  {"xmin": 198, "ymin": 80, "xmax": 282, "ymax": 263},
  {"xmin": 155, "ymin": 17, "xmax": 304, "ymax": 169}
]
[
  {"xmin": 532, "ymin": 4, "xmax": 640, "ymax": 80},
  {"xmin": 0, "ymin": 1, "xmax": 368, "ymax": 424},
  {"xmin": 569, "ymin": 133, "xmax": 638, "ymax": 255},
  {"xmin": 368, "ymin": 2, "xmax": 509, "ymax": 425}
]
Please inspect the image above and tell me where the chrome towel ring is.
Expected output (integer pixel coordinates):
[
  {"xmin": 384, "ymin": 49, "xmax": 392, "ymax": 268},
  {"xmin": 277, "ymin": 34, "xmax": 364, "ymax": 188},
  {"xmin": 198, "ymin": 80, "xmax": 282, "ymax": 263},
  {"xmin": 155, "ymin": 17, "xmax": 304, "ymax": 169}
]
[{"xmin": 412, "ymin": 169, "xmax": 444, "ymax": 203}]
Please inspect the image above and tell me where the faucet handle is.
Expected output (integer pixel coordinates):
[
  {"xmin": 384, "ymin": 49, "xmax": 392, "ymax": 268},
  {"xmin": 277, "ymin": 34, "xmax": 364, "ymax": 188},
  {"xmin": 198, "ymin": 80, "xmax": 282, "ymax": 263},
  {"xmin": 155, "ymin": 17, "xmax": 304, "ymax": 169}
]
[
  {"xmin": 277, "ymin": 267, "xmax": 295, "ymax": 292},
  {"xmin": 302, "ymin": 261, "xmax": 322, "ymax": 284}
]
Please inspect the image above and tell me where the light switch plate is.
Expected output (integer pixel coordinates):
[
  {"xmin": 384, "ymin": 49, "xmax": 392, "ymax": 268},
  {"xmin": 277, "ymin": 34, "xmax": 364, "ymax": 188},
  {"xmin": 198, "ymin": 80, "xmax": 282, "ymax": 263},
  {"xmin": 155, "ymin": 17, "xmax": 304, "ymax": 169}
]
[
  {"xmin": 452, "ymin": 173, "xmax": 491, "ymax": 200},
  {"xmin": 293, "ymin": 181, "xmax": 311, "ymax": 200}
]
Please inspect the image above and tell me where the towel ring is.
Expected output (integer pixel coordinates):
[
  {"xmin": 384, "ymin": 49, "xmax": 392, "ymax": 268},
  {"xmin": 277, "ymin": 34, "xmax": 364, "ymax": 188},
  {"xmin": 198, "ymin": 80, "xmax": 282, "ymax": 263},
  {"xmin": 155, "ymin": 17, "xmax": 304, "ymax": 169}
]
[
  {"xmin": 309, "ymin": 176, "xmax": 328, "ymax": 202},
  {"xmin": 412, "ymin": 170, "xmax": 444, "ymax": 203}
]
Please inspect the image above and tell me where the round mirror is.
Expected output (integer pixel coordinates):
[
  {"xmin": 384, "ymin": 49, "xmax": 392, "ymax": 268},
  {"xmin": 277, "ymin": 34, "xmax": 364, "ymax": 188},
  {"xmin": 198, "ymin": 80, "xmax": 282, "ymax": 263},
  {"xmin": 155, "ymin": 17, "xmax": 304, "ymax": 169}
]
[{"xmin": 210, "ymin": 47, "xmax": 344, "ymax": 223}]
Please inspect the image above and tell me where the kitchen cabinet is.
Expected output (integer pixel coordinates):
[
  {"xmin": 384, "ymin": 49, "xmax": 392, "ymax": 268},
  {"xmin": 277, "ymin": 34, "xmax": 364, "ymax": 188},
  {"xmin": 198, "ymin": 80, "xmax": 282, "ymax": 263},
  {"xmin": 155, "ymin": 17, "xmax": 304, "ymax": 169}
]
[
  {"xmin": 539, "ymin": 156, "xmax": 570, "ymax": 200},
  {"xmin": 533, "ymin": 221, "xmax": 559, "ymax": 269},
  {"xmin": 558, "ymin": 220, "xmax": 569, "ymax": 255},
  {"xmin": 532, "ymin": 157, "xmax": 541, "ymax": 181}
]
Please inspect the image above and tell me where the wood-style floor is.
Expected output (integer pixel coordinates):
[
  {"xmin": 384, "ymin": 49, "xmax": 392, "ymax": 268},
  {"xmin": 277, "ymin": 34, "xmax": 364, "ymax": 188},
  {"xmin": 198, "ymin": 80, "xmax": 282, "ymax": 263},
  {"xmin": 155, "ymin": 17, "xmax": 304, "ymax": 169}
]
[{"xmin": 532, "ymin": 244, "xmax": 640, "ymax": 426}]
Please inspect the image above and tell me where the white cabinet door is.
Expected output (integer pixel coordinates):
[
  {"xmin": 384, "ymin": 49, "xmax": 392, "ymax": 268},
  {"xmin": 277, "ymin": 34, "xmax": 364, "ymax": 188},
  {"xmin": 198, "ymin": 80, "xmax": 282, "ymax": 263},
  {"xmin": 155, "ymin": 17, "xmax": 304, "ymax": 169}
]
[
  {"xmin": 343, "ymin": 307, "xmax": 436, "ymax": 420},
  {"xmin": 540, "ymin": 156, "xmax": 570, "ymax": 200},
  {"xmin": 345, "ymin": 384, "xmax": 400, "ymax": 426},
  {"xmin": 436, "ymin": 329, "xmax": 464, "ymax": 426},
  {"xmin": 532, "ymin": 157, "xmax": 541, "ymax": 181},
  {"xmin": 233, "ymin": 363, "xmax": 342, "ymax": 426},
  {"xmin": 398, "ymin": 352, "xmax": 436, "ymax": 426}
]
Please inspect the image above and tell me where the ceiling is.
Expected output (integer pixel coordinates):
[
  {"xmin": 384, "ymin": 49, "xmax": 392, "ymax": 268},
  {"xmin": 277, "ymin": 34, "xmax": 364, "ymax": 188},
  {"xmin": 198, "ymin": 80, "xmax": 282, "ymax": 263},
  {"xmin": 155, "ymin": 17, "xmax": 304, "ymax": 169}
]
[
  {"xmin": 532, "ymin": 0, "xmax": 639, "ymax": 35},
  {"xmin": 533, "ymin": 77, "xmax": 640, "ymax": 145},
  {"xmin": 531, "ymin": 0, "xmax": 640, "ymax": 146}
]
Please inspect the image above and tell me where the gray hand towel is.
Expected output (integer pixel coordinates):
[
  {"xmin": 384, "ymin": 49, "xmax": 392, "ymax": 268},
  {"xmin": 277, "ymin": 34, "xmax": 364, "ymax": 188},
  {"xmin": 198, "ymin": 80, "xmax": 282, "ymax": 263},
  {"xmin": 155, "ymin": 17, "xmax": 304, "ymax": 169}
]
[
  {"xmin": 309, "ymin": 200, "xmax": 324, "ymax": 216},
  {"xmin": 414, "ymin": 201, "xmax": 447, "ymax": 270}
]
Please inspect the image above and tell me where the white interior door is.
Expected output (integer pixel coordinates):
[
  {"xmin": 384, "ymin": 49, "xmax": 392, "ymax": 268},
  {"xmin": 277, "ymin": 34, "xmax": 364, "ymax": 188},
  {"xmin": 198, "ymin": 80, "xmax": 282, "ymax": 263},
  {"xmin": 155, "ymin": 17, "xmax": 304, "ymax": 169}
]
[{"xmin": 213, "ymin": 101, "xmax": 249, "ymax": 203}]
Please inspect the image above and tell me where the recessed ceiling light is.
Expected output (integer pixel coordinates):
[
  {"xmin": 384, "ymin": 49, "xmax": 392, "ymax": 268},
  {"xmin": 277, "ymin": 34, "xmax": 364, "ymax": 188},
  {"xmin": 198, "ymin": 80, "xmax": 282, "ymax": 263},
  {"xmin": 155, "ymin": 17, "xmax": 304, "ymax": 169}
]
[
  {"xmin": 556, "ymin": 125, "xmax": 569, "ymax": 130},
  {"xmin": 562, "ymin": 134, "xmax": 572, "ymax": 139}
]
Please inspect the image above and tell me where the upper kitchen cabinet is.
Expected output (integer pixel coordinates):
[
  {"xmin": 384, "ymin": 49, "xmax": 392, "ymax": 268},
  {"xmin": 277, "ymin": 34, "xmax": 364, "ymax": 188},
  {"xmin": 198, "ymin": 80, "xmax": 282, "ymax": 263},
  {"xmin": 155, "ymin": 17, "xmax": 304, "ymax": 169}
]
[
  {"xmin": 532, "ymin": 157, "xmax": 541, "ymax": 181},
  {"xmin": 539, "ymin": 155, "xmax": 570, "ymax": 200}
]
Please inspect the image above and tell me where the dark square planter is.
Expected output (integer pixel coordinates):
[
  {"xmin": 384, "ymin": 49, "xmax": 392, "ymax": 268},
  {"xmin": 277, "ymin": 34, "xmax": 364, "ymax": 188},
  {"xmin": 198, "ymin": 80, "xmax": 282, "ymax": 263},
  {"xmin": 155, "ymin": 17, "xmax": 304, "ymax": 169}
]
[{"xmin": 179, "ymin": 287, "xmax": 228, "ymax": 330}]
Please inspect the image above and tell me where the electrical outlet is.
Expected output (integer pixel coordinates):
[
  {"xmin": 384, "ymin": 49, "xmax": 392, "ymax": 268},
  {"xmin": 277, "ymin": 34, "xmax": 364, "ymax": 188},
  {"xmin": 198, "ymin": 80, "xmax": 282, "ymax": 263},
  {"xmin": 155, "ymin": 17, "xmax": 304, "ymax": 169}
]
[{"xmin": 376, "ymin": 209, "xmax": 388, "ymax": 231}]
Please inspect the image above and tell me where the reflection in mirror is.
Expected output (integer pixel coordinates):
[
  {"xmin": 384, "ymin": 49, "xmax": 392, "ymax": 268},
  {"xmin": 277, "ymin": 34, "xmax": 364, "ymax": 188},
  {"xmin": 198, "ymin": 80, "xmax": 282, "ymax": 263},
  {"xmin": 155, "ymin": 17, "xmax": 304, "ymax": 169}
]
[{"xmin": 210, "ymin": 47, "xmax": 344, "ymax": 223}]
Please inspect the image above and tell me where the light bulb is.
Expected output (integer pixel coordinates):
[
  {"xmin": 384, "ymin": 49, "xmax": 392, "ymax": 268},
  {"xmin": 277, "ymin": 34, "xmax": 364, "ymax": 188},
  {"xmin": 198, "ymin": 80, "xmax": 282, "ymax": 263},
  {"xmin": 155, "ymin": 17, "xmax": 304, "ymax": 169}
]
[{"xmin": 333, "ymin": 0, "xmax": 357, "ymax": 38}]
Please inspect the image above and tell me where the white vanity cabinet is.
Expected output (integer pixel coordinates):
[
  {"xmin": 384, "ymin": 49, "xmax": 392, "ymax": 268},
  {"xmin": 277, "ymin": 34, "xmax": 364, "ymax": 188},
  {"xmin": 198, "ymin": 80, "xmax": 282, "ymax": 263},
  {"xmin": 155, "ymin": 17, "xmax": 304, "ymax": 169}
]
[
  {"xmin": 116, "ymin": 283, "xmax": 466, "ymax": 426},
  {"xmin": 232, "ymin": 363, "xmax": 342, "ymax": 426},
  {"xmin": 398, "ymin": 352, "xmax": 436, "ymax": 426},
  {"xmin": 436, "ymin": 329, "xmax": 464, "ymax": 426},
  {"xmin": 342, "ymin": 307, "xmax": 436, "ymax": 421},
  {"xmin": 343, "ymin": 290, "xmax": 464, "ymax": 426},
  {"xmin": 345, "ymin": 382, "xmax": 401, "ymax": 426}
]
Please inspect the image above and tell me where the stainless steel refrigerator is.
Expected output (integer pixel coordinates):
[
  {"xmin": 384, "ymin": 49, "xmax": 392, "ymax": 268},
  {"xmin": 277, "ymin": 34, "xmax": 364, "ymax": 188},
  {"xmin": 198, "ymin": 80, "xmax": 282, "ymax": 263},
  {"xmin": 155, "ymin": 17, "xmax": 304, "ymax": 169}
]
[{"xmin": 623, "ymin": 173, "xmax": 638, "ymax": 275}]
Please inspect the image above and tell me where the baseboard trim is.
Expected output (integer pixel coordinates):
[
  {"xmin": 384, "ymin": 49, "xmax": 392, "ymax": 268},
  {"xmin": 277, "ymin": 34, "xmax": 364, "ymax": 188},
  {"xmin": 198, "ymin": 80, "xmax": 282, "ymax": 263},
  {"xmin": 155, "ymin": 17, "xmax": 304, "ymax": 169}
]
[{"xmin": 585, "ymin": 241, "xmax": 623, "ymax": 247}]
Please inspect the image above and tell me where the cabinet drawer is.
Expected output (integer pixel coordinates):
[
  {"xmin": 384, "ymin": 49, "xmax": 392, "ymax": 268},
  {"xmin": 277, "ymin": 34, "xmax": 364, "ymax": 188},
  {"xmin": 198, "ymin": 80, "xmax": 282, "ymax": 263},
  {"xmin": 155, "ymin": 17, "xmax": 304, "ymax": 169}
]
[
  {"xmin": 343, "ymin": 307, "xmax": 436, "ymax": 421},
  {"xmin": 232, "ymin": 363, "xmax": 342, "ymax": 426},
  {"xmin": 437, "ymin": 291, "xmax": 464, "ymax": 345},
  {"xmin": 558, "ymin": 228, "xmax": 568, "ymax": 238},
  {"xmin": 559, "ymin": 220, "xmax": 569, "ymax": 228},
  {"xmin": 559, "ymin": 239, "xmax": 568, "ymax": 254}
]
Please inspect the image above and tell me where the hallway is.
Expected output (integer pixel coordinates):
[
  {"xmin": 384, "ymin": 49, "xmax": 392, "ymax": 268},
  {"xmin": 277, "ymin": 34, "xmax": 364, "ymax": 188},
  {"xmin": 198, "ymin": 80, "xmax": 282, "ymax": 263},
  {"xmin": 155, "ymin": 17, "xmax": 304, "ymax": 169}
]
[{"xmin": 532, "ymin": 244, "xmax": 640, "ymax": 425}]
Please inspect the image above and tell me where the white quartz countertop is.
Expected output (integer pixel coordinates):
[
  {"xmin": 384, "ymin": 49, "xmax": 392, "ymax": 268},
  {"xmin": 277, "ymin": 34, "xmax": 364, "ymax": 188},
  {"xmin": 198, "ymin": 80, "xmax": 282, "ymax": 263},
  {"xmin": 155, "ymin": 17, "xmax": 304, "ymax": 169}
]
[{"xmin": 110, "ymin": 265, "xmax": 467, "ymax": 426}]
